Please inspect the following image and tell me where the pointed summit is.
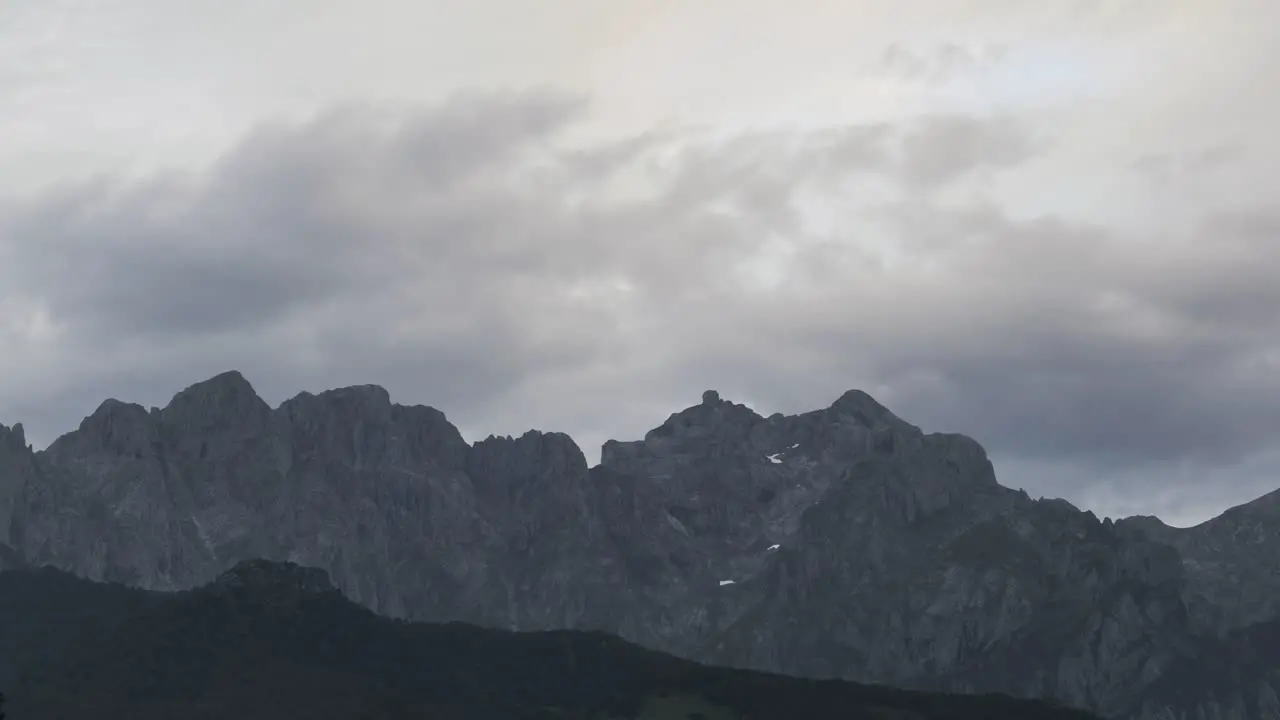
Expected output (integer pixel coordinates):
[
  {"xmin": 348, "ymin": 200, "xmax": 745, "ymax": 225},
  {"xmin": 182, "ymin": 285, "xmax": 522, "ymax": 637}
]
[
  {"xmin": 0, "ymin": 422, "xmax": 26, "ymax": 451},
  {"xmin": 46, "ymin": 398, "xmax": 156, "ymax": 459},
  {"xmin": 0, "ymin": 422, "xmax": 38, "ymax": 543},
  {"xmin": 169, "ymin": 370, "xmax": 259, "ymax": 406},
  {"xmin": 828, "ymin": 389, "xmax": 916, "ymax": 433},
  {"xmin": 830, "ymin": 388, "xmax": 889, "ymax": 414},
  {"xmin": 161, "ymin": 370, "xmax": 271, "ymax": 434}
]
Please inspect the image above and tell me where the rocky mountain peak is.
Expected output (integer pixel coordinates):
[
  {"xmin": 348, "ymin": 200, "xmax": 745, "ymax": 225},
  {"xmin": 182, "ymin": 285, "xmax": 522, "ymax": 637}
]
[
  {"xmin": 1114, "ymin": 514, "xmax": 1173, "ymax": 539},
  {"xmin": 278, "ymin": 383, "xmax": 473, "ymax": 474},
  {"xmin": 316, "ymin": 384, "xmax": 394, "ymax": 414},
  {"xmin": 0, "ymin": 422, "xmax": 37, "ymax": 543},
  {"xmin": 46, "ymin": 398, "xmax": 157, "ymax": 459},
  {"xmin": 471, "ymin": 430, "xmax": 587, "ymax": 477},
  {"xmin": 169, "ymin": 369, "xmax": 257, "ymax": 404},
  {"xmin": 641, "ymin": 390, "xmax": 763, "ymax": 444},
  {"xmin": 1220, "ymin": 486, "xmax": 1280, "ymax": 521},
  {"xmin": 0, "ymin": 422, "xmax": 26, "ymax": 451},
  {"xmin": 469, "ymin": 430, "xmax": 589, "ymax": 508},
  {"xmin": 277, "ymin": 384, "xmax": 401, "ymax": 427},
  {"xmin": 160, "ymin": 370, "xmax": 272, "ymax": 434},
  {"xmin": 827, "ymin": 388, "xmax": 918, "ymax": 433}
]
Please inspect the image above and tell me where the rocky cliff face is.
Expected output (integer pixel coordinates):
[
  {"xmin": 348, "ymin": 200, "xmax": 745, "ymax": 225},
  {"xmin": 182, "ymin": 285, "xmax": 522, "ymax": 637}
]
[
  {"xmin": 1, "ymin": 371, "xmax": 1277, "ymax": 719},
  {"xmin": 1117, "ymin": 488, "xmax": 1280, "ymax": 637}
]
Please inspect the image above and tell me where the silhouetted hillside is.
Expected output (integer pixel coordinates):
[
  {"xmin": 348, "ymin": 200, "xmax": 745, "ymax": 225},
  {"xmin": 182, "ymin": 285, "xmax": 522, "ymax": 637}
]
[{"xmin": 0, "ymin": 559, "xmax": 1099, "ymax": 720}]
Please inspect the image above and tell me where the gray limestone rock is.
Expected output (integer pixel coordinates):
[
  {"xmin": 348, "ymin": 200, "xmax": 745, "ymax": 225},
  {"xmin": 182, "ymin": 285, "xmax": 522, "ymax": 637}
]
[
  {"xmin": 1117, "ymin": 489, "xmax": 1280, "ymax": 636},
  {"xmin": 2, "ymin": 372, "xmax": 1279, "ymax": 719}
]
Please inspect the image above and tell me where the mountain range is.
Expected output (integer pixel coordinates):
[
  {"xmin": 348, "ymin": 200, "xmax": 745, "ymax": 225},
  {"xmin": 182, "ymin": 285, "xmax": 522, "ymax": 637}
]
[
  {"xmin": 0, "ymin": 557, "xmax": 1100, "ymax": 719},
  {"xmin": 1, "ymin": 370, "xmax": 1278, "ymax": 719}
]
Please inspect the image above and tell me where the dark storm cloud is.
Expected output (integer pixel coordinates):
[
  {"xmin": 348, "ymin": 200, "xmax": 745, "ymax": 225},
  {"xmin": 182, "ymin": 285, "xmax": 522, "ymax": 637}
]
[{"xmin": 0, "ymin": 90, "xmax": 1277, "ymax": 526}]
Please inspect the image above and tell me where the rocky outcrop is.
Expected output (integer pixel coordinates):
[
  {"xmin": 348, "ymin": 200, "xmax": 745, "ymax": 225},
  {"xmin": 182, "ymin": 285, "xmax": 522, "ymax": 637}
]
[
  {"xmin": 0, "ymin": 422, "xmax": 37, "ymax": 552},
  {"xmin": 1127, "ymin": 613, "xmax": 1280, "ymax": 720},
  {"xmin": 1117, "ymin": 489, "xmax": 1280, "ymax": 636},
  {"xmin": 1, "ymin": 370, "xmax": 1278, "ymax": 718}
]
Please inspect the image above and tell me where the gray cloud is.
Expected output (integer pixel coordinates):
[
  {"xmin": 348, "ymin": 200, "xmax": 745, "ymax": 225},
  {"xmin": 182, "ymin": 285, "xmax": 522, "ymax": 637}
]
[
  {"xmin": 0, "ymin": 90, "xmax": 1277, "ymax": 527},
  {"xmin": 898, "ymin": 115, "xmax": 1042, "ymax": 188},
  {"xmin": 762, "ymin": 202, "xmax": 1280, "ymax": 465},
  {"xmin": 877, "ymin": 42, "xmax": 1009, "ymax": 85},
  {"xmin": 1133, "ymin": 144, "xmax": 1244, "ymax": 185}
]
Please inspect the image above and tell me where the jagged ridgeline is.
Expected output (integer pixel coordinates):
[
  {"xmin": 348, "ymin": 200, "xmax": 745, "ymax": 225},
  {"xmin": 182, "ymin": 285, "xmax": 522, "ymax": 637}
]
[
  {"xmin": 0, "ymin": 560, "xmax": 1098, "ymax": 719},
  {"xmin": 2, "ymin": 371, "xmax": 1280, "ymax": 719}
]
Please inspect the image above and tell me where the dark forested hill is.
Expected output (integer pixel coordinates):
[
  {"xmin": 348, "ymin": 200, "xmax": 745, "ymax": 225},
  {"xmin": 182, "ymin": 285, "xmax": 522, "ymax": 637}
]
[{"xmin": 0, "ymin": 559, "xmax": 1098, "ymax": 720}]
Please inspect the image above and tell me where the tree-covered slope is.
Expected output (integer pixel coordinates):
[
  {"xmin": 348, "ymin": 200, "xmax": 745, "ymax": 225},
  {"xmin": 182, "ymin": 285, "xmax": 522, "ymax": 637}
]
[{"xmin": 0, "ymin": 560, "xmax": 1099, "ymax": 720}]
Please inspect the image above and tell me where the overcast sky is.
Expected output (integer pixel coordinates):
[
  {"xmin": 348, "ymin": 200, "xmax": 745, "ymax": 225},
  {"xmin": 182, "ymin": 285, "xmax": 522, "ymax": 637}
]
[{"xmin": 2, "ymin": 0, "xmax": 1278, "ymax": 527}]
